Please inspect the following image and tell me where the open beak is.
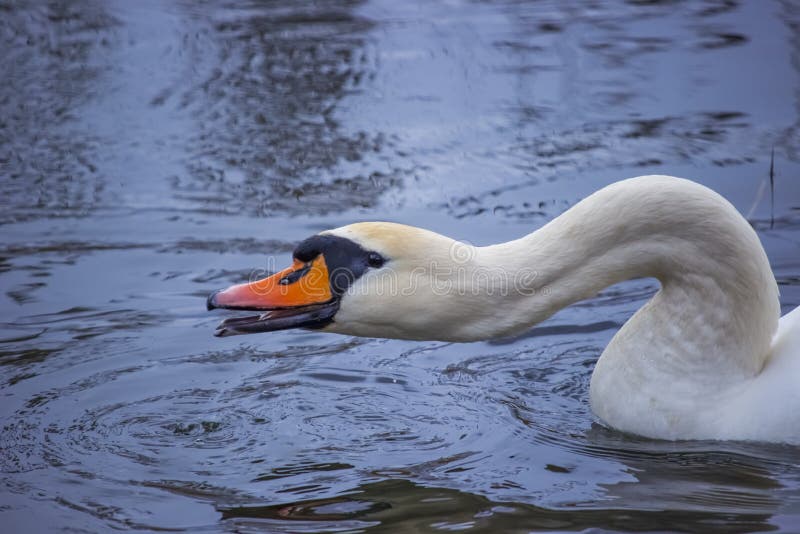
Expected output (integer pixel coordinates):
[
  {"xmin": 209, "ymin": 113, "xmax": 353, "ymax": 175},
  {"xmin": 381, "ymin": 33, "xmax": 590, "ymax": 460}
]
[{"xmin": 207, "ymin": 256, "xmax": 338, "ymax": 337}]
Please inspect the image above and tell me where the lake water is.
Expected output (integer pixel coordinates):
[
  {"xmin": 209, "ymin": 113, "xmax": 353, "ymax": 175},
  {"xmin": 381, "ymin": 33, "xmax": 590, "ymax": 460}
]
[{"xmin": 2, "ymin": 0, "xmax": 800, "ymax": 532}]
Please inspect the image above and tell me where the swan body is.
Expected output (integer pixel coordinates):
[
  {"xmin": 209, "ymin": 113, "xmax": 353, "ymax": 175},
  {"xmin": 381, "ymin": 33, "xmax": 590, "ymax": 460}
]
[{"xmin": 209, "ymin": 175, "xmax": 800, "ymax": 444}]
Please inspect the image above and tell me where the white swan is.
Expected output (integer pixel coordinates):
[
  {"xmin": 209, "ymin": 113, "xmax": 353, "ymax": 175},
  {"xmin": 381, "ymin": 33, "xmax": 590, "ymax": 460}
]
[{"xmin": 208, "ymin": 175, "xmax": 800, "ymax": 444}]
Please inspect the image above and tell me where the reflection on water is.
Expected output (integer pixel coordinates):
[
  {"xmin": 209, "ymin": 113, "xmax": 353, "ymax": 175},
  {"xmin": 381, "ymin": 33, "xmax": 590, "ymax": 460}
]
[
  {"xmin": 1, "ymin": 0, "xmax": 800, "ymax": 532},
  {"xmin": 175, "ymin": 1, "xmax": 411, "ymax": 217},
  {"xmin": 0, "ymin": 2, "xmax": 117, "ymax": 224},
  {"xmin": 219, "ymin": 478, "xmax": 777, "ymax": 533}
]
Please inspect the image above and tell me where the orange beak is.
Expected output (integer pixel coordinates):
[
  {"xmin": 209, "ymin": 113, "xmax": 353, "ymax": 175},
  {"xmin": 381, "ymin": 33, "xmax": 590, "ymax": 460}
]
[
  {"xmin": 207, "ymin": 256, "xmax": 338, "ymax": 337},
  {"xmin": 208, "ymin": 256, "xmax": 333, "ymax": 310}
]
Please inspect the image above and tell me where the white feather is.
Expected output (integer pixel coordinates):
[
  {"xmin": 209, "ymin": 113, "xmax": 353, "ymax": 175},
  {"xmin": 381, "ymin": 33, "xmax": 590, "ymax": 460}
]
[{"xmin": 321, "ymin": 175, "xmax": 799, "ymax": 443}]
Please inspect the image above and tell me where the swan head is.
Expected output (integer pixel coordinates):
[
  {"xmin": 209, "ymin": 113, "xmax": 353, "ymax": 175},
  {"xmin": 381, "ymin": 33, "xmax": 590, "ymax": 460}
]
[{"xmin": 207, "ymin": 222, "xmax": 475, "ymax": 340}]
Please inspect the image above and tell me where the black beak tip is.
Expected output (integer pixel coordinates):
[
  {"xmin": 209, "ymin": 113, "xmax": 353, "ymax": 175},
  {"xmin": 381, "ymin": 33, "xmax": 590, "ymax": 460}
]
[{"xmin": 207, "ymin": 290, "xmax": 221, "ymax": 311}]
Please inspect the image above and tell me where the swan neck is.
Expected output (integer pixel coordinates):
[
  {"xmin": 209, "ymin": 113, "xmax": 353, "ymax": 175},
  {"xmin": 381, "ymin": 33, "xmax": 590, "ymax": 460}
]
[{"xmin": 480, "ymin": 176, "xmax": 779, "ymax": 377}]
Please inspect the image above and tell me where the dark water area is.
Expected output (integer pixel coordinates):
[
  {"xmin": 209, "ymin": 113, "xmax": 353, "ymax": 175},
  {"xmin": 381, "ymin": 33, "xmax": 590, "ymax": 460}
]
[{"xmin": 1, "ymin": 0, "xmax": 800, "ymax": 531}]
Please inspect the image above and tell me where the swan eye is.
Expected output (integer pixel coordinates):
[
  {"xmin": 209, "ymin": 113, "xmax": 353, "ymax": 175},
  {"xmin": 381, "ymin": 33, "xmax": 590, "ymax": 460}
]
[{"xmin": 367, "ymin": 252, "xmax": 385, "ymax": 268}]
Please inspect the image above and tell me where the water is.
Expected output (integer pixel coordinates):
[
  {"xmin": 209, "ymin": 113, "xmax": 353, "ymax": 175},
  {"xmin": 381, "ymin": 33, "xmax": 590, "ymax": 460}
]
[{"xmin": 1, "ymin": 0, "xmax": 799, "ymax": 531}]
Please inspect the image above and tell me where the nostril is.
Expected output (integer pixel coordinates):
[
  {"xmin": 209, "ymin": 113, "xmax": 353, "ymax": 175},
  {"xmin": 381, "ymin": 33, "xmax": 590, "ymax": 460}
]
[{"xmin": 279, "ymin": 263, "xmax": 312, "ymax": 285}]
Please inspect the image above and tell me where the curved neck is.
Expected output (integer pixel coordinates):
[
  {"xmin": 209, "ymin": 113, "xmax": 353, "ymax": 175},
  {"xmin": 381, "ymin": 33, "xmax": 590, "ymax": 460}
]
[{"xmin": 474, "ymin": 176, "xmax": 779, "ymax": 377}]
